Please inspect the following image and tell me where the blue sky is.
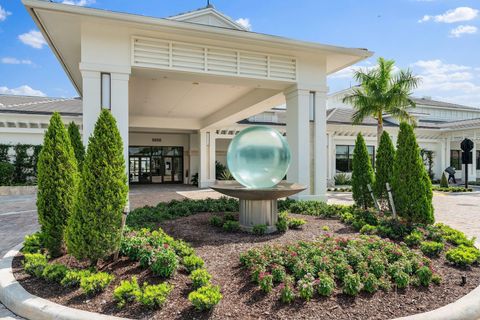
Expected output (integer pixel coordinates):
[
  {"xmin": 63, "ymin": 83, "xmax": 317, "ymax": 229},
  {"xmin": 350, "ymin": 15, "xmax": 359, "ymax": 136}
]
[{"xmin": 0, "ymin": 0, "xmax": 479, "ymax": 107}]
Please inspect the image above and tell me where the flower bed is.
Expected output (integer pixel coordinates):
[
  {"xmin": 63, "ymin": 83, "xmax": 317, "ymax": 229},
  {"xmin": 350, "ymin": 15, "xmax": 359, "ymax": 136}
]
[{"xmin": 12, "ymin": 198, "xmax": 480, "ymax": 320}]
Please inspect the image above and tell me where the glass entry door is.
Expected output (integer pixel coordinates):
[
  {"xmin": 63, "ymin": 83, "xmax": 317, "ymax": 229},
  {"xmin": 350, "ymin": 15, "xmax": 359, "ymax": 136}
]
[
  {"xmin": 129, "ymin": 146, "xmax": 184, "ymax": 184},
  {"xmin": 129, "ymin": 156, "xmax": 151, "ymax": 183}
]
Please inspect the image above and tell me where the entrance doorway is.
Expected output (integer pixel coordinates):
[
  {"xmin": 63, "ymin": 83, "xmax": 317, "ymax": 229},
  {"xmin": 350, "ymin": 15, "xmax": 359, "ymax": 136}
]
[{"xmin": 129, "ymin": 146, "xmax": 183, "ymax": 184}]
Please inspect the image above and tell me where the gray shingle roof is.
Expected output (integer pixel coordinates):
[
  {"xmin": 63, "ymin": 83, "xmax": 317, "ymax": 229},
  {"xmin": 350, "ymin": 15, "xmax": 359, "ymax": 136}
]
[
  {"xmin": 412, "ymin": 97, "xmax": 480, "ymax": 111},
  {"xmin": 0, "ymin": 95, "xmax": 82, "ymax": 116}
]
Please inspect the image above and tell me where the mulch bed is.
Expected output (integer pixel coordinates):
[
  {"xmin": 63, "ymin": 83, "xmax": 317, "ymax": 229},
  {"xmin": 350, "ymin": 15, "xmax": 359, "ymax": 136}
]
[{"xmin": 13, "ymin": 213, "xmax": 480, "ymax": 320}]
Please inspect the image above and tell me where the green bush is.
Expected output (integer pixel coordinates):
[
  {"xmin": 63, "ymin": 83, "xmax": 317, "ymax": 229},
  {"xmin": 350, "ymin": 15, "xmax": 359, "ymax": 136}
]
[
  {"xmin": 138, "ymin": 282, "xmax": 173, "ymax": 309},
  {"xmin": 288, "ymin": 218, "xmax": 306, "ymax": 229},
  {"xmin": 391, "ymin": 122, "xmax": 434, "ymax": 225},
  {"xmin": 190, "ymin": 268, "xmax": 212, "ymax": 289},
  {"xmin": 374, "ymin": 131, "xmax": 395, "ymax": 200},
  {"xmin": 440, "ymin": 173, "xmax": 449, "ymax": 188},
  {"xmin": 151, "ymin": 249, "xmax": 178, "ymax": 278},
  {"xmin": 436, "ymin": 223, "xmax": 475, "ymax": 247},
  {"xmin": 61, "ymin": 269, "xmax": 91, "ymax": 287},
  {"xmin": 22, "ymin": 232, "xmax": 44, "ymax": 254},
  {"xmin": 183, "ymin": 255, "xmax": 204, "ymax": 273},
  {"xmin": 363, "ymin": 273, "xmax": 379, "ymax": 293},
  {"xmin": 360, "ymin": 224, "xmax": 377, "ymax": 235},
  {"xmin": 188, "ymin": 285, "xmax": 222, "ymax": 311},
  {"xmin": 416, "ymin": 266, "xmax": 432, "ymax": 287},
  {"xmin": 113, "ymin": 277, "xmax": 141, "ymax": 308},
  {"xmin": 334, "ymin": 173, "xmax": 352, "ymax": 186},
  {"xmin": 404, "ymin": 230, "xmax": 424, "ymax": 247},
  {"xmin": 279, "ymin": 280, "xmax": 296, "ymax": 303},
  {"xmin": 342, "ymin": 273, "xmax": 361, "ymax": 296},
  {"xmin": 420, "ymin": 241, "xmax": 444, "ymax": 258},
  {"xmin": 0, "ymin": 162, "xmax": 14, "ymax": 185},
  {"xmin": 222, "ymin": 220, "xmax": 240, "ymax": 232},
  {"xmin": 42, "ymin": 263, "xmax": 68, "ymax": 283},
  {"xmin": 80, "ymin": 272, "xmax": 114, "ymax": 295},
  {"xmin": 393, "ymin": 271, "xmax": 410, "ymax": 289},
  {"xmin": 271, "ymin": 264, "xmax": 286, "ymax": 283},
  {"xmin": 351, "ymin": 133, "xmax": 375, "ymax": 209},
  {"xmin": 23, "ymin": 253, "xmax": 47, "ymax": 277},
  {"xmin": 298, "ymin": 273, "xmax": 315, "ymax": 301},
  {"xmin": 67, "ymin": 122, "xmax": 85, "ymax": 171},
  {"xmin": 259, "ymin": 272, "xmax": 273, "ymax": 293},
  {"xmin": 446, "ymin": 245, "xmax": 480, "ymax": 266},
  {"xmin": 37, "ymin": 112, "xmax": 78, "ymax": 257},
  {"xmin": 316, "ymin": 273, "xmax": 335, "ymax": 296},
  {"xmin": 66, "ymin": 110, "xmax": 128, "ymax": 265},
  {"xmin": 252, "ymin": 224, "xmax": 267, "ymax": 235},
  {"xmin": 276, "ymin": 211, "xmax": 289, "ymax": 232},
  {"xmin": 209, "ymin": 216, "xmax": 223, "ymax": 228}
]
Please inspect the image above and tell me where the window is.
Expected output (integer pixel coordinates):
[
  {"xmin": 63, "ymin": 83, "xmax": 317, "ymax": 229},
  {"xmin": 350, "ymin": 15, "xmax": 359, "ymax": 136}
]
[
  {"xmin": 101, "ymin": 73, "xmax": 111, "ymax": 110},
  {"xmin": 450, "ymin": 150, "xmax": 461, "ymax": 170},
  {"xmin": 477, "ymin": 150, "xmax": 480, "ymax": 170},
  {"xmin": 335, "ymin": 145, "xmax": 375, "ymax": 173}
]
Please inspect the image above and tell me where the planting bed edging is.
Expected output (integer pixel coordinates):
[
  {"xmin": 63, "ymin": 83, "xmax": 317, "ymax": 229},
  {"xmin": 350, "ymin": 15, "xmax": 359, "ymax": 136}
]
[
  {"xmin": 0, "ymin": 244, "xmax": 128, "ymax": 320},
  {"xmin": 1, "ymin": 243, "xmax": 480, "ymax": 320}
]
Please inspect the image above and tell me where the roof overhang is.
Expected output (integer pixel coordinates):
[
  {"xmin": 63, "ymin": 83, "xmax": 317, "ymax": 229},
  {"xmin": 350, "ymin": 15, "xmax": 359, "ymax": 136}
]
[{"xmin": 22, "ymin": 0, "xmax": 373, "ymax": 97}]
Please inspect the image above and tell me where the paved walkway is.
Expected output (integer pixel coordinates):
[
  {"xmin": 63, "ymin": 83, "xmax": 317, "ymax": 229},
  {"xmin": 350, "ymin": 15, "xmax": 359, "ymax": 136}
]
[{"xmin": 1, "ymin": 186, "xmax": 480, "ymax": 319}]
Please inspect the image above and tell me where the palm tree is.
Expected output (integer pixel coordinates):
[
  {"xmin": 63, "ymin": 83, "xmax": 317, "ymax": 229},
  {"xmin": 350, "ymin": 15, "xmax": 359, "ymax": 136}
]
[{"xmin": 342, "ymin": 57, "xmax": 421, "ymax": 146}]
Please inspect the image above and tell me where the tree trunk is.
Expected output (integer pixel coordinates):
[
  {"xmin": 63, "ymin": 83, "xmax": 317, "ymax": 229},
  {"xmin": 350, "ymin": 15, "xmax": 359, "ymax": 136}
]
[{"xmin": 377, "ymin": 114, "xmax": 384, "ymax": 146}]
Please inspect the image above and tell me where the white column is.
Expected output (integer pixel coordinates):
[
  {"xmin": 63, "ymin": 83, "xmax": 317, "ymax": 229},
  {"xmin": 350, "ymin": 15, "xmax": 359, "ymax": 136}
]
[
  {"xmin": 285, "ymin": 86, "xmax": 311, "ymax": 198},
  {"xmin": 209, "ymin": 132, "xmax": 217, "ymax": 181},
  {"xmin": 110, "ymin": 73, "xmax": 130, "ymax": 170},
  {"xmin": 199, "ymin": 131, "xmax": 215, "ymax": 188},
  {"xmin": 313, "ymin": 90, "xmax": 327, "ymax": 200},
  {"xmin": 81, "ymin": 70, "xmax": 101, "ymax": 147},
  {"xmin": 327, "ymin": 132, "xmax": 335, "ymax": 184}
]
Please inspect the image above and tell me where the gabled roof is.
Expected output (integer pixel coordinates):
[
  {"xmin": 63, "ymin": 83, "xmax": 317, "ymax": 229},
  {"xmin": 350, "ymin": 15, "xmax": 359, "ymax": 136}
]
[
  {"xmin": 0, "ymin": 94, "xmax": 82, "ymax": 116},
  {"xmin": 168, "ymin": 6, "xmax": 248, "ymax": 31}
]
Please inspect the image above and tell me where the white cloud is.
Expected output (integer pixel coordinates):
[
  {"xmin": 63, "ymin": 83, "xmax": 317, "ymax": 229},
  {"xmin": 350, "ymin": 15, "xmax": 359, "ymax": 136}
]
[
  {"xmin": 1, "ymin": 57, "xmax": 33, "ymax": 65},
  {"xmin": 61, "ymin": 0, "xmax": 95, "ymax": 6},
  {"xmin": 0, "ymin": 85, "xmax": 46, "ymax": 97},
  {"xmin": 450, "ymin": 25, "xmax": 478, "ymax": 37},
  {"xmin": 0, "ymin": 5, "xmax": 12, "ymax": 22},
  {"xmin": 419, "ymin": 7, "xmax": 479, "ymax": 23},
  {"xmin": 236, "ymin": 18, "xmax": 252, "ymax": 30},
  {"xmin": 18, "ymin": 30, "xmax": 47, "ymax": 49},
  {"xmin": 412, "ymin": 59, "xmax": 480, "ymax": 107}
]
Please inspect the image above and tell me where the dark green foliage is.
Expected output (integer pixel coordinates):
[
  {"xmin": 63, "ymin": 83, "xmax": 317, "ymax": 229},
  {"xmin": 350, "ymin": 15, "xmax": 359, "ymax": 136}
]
[
  {"xmin": 215, "ymin": 161, "xmax": 227, "ymax": 180},
  {"xmin": 279, "ymin": 279, "xmax": 296, "ymax": 303},
  {"xmin": 416, "ymin": 266, "xmax": 432, "ymax": 286},
  {"xmin": 66, "ymin": 110, "xmax": 128, "ymax": 264},
  {"xmin": 151, "ymin": 249, "xmax": 178, "ymax": 277},
  {"xmin": 67, "ymin": 122, "xmax": 85, "ymax": 171},
  {"xmin": 13, "ymin": 144, "xmax": 30, "ymax": 184},
  {"xmin": 391, "ymin": 123, "xmax": 434, "ymax": 225},
  {"xmin": 446, "ymin": 245, "xmax": 480, "ymax": 266},
  {"xmin": 0, "ymin": 162, "xmax": 14, "ymax": 185},
  {"xmin": 209, "ymin": 216, "xmax": 223, "ymax": 228},
  {"xmin": 80, "ymin": 272, "xmax": 114, "ymax": 295},
  {"xmin": 259, "ymin": 273, "xmax": 274, "ymax": 293},
  {"xmin": 334, "ymin": 173, "xmax": 352, "ymax": 186},
  {"xmin": 37, "ymin": 112, "xmax": 78, "ymax": 257},
  {"xmin": 342, "ymin": 273, "xmax": 362, "ymax": 296},
  {"xmin": 252, "ymin": 224, "xmax": 267, "ymax": 235},
  {"xmin": 0, "ymin": 144, "xmax": 9, "ymax": 162},
  {"xmin": 31, "ymin": 145, "xmax": 42, "ymax": 178},
  {"xmin": 42, "ymin": 263, "xmax": 68, "ymax": 283},
  {"xmin": 351, "ymin": 134, "xmax": 375, "ymax": 208},
  {"xmin": 222, "ymin": 220, "xmax": 240, "ymax": 232},
  {"xmin": 374, "ymin": 131, "xmax": 395, "ymax": 200},
  {"xmin": 363, "ymin": 273, "xmax": 379, "ymax": 293},
  {"xmin": 23, "ymin": 253, "xmax": 47, "ymax": 277},
  {"xmin": 440, "ymin": 173, "xmax": 448, "ymax": 188},
  {"xmin": 317, "ymin": 273, "xmax": 335, "ymax": 296},
  {"xmin": 22, "ymin": 232, "xmax": 44, "ymax": 254}
]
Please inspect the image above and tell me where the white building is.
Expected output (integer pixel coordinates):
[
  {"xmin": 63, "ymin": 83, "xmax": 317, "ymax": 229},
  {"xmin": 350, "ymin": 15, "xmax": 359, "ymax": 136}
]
[{"xmin": 5, "ymin": 1, "xmax": 478, "ymax": 197}]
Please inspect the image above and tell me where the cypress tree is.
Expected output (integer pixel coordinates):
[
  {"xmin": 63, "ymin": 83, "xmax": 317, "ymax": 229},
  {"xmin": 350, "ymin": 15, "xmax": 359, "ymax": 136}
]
[
  {"xmin": 67, "ymin": 122, "xmax": 85, "ymax": 170},
  {"xmin": 440, "ymin": 172, "xmax": 448, "ymax": 188},
  {"xmin": 66, "ymin": 109, "xmax": 128, "ymax": 265},
  {"xmin": 37, "ymin": 112, "xmax": 78, "ymax": 257},
  {"xmin": 391, "ymin": 122, "xmax": 434, "ymax": 225},
  {"xmin": 374, "ymin": 131, "xmax": 395, "ymax": 200},
  {"xmin": 351, "ymin": 133, "xmax": 375, "ymax": 208}
]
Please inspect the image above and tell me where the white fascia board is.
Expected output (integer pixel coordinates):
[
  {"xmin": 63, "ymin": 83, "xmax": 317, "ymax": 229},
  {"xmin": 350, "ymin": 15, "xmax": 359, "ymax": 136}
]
[{"xmin": 22, "ymin": 0, "xmax": 372, "ymax": 61}]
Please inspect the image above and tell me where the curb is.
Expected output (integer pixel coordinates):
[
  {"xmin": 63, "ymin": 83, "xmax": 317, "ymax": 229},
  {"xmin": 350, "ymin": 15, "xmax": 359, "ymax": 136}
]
[
  {"xmin": 0, "ymin": 187, "xmax": 37, "ymax": 197},
  {"xmin": 0, "ymin": 244, "xmax": 129, "ymax": 320},
  {"xmin": 2, "ymin": 244, "xmax": 480, "ymax": 320}
]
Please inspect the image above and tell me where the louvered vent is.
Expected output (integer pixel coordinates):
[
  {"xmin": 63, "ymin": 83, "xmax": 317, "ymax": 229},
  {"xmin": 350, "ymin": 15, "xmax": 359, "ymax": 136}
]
[{"xmin": 132, "ymin": 36, "xmax": 297, "ymax": 81}]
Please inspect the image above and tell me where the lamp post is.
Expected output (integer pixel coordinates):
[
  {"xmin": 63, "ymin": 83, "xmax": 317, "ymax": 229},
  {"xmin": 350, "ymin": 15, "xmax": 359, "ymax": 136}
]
[{"xmin": 461, "ymin": 138, "xmax": 474, "ymax": 189}]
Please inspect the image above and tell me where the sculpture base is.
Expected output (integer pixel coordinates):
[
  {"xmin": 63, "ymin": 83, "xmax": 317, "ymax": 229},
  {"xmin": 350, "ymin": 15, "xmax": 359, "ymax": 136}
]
[
  {"xmin": 239, "ymin": 199, "xmax": 278, "ymax": 233},
  {"xmin": 210, "ymin": 182, "xmax": 306, "ymax": 234}
]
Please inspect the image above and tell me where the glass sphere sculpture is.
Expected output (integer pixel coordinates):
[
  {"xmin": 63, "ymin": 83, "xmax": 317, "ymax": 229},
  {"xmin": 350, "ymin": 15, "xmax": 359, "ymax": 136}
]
[{"xmin": 227, "ymin": 126, "xmax": 291, "ymax": 189}]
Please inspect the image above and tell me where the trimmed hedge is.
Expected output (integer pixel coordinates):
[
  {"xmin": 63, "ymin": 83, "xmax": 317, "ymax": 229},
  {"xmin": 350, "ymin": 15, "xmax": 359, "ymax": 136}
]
[
  {"xmin": 0, "ymin": 144, "xmax": 42, "ymax": 185},
  {"xmin": 351, "ymin": 133, "xmax": 375, "ymax": 209},
  {"xmin": 374, "ymin": 131, "xmax": 395, "ymax": 200}
]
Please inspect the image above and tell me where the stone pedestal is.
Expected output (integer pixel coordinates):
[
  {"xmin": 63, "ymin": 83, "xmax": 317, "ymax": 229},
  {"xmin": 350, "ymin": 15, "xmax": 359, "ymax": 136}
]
[{"xmin": 239, "ymin": 199, "xmax": 278, "ymax": 233}]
